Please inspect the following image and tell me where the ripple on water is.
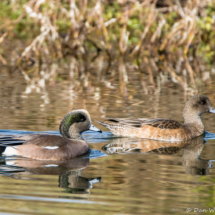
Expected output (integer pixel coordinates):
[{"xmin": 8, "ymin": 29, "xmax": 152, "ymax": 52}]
[{"xmin": 0, "ymin": 129, "xmax": 215, "ymax": 214}]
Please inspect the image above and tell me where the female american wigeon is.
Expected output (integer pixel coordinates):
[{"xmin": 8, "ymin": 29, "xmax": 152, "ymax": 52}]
[
  {"xmin": 1, "ymin": 109, "xmax": 102, "ymax": 160},
  {"xmin": 97, "ymin": 95, "xmax": 215, "ymax": 141}
]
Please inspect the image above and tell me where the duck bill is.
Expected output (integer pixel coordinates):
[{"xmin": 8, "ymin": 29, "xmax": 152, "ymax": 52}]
[
  {"xmin": 89, "ymin": 124, "xmax": 102, "ymax": 133},
  {"xmin": 209, "ymin": 107, "xmax": 215, "ymax": 113}
]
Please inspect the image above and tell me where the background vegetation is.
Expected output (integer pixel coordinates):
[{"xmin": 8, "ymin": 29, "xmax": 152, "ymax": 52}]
[{"xmin": 1, "ymin": 0, "xmax": 215, "ymax": 92}]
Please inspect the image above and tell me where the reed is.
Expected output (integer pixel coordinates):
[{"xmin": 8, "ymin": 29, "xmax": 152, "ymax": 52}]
[{"xmin": 0, "ymin": 0, "xmax": 215, "ymax": 92}]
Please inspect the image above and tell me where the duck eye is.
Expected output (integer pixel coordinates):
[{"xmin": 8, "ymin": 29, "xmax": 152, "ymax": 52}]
[
  {"xmin": 200, "ymin": 101, "xmax": 206, "ymax": 105},
  {"xmin": 80, "ymin": 117, "xmax": 86, "ymax": 122}
]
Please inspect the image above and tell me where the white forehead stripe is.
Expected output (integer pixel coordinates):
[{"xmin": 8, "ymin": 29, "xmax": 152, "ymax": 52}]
[{"xmin": 43, "ymin": 146, "xmax": 59, "ymax": 150}]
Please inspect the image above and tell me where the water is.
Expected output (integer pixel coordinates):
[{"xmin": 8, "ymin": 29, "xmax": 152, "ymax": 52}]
[{"xmin": 0, "ymin": 65, "xmax": 215, "ymax": 214}]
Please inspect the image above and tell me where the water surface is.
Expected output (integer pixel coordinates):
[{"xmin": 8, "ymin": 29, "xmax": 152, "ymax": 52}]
[{"xmin": 0, "ymin": 66, "xmax": 215, "ymax": 214}]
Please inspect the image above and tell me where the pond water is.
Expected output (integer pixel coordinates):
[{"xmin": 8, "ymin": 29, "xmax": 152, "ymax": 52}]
[{"xmin": 0, "ymin": 65, "xmax": 215, "ymax": 214}]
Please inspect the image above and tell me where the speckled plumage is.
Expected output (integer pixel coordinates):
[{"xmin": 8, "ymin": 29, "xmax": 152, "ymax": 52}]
[{"xmin": 97, "ymin": 95, "xmax": 215, "ymax": 141}]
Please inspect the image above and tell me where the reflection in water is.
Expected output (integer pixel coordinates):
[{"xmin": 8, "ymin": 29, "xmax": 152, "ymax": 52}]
[
  {"xmin": 1, "ymin": 156, "xmax": 101, "ymax": 194},
  {"xmin": 182, "ymin": 139, "xmax": 215, "ymax": 175},
  {"xmin": 102, "ymin": 136, "xmax": 215, "ymax": 176},
  {"xmin": 1, "ymin": 62, "xmax": 215, "ymax": 213}
]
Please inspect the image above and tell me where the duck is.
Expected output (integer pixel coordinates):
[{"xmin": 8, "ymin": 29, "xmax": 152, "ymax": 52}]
[
  {"xmin": 96, "ymin": 95, "xmax": 215, "ymax": 141},
  {"xmin": 1, "ymin": 109, "xmax": 102, "ymax": 160}
]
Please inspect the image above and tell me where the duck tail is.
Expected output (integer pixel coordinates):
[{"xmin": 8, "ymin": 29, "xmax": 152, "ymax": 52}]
[
  {"xmin": 88, "ymin": 177, "xmax": 101, "ymax": 184},
  {"xmin": 94, "ymin": 120, "xmax": 111, "ymax": 129}
]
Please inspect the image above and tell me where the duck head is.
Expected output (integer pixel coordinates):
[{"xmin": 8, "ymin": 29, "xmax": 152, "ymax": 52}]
[
  {"xmin": 59, "ymin": 109, "xmax": 102, "ymax": 140},
  {"xmin": 183, "ymin": 95, "xmax": 215, "ymax": 124}
]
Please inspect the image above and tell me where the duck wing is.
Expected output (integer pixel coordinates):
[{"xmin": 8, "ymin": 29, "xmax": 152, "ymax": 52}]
[
  {"xmin": 105, "ymin": 118, "xmax": 182, "ymax": 129},
  {"xmin": 22, "ymin": 134, "xmax": 74, "ymax": 147},
  {"xmin": 0, "ymin": 134, "xmax": 49, "ymax": 146},
  {"xmin": 0, "ymin": 134, "xmax": 73, "ymax": 148}
]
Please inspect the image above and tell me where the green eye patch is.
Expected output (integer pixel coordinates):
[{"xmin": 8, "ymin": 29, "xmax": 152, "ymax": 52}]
[{"xmin": 60, "ymin": 112, "xmax": 87, "ymax": 138}]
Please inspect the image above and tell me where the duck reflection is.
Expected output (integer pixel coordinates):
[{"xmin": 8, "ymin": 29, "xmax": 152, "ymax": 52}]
[
  {"xmin": 2, "ymin": 156, "xmax": 101, "ymax": 194},
  {"xmin": 102, "ymin": 136, "xmax": 215, "ymax": 175},
  {"xmin": 182, "ymin": 139, "xmax": 214, "ymax": 175}
]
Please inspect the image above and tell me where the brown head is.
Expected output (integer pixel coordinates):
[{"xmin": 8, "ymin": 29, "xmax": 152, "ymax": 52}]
[
  {"xmin": 59, "ymin": 109, "xmax": 102, "ymax": 140},
  {"xmin": 183, "ymin": 95, "xmax": 215, "ymax": 124}
]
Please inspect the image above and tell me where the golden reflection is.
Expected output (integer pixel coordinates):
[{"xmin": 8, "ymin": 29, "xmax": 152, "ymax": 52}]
[
  {"xmin": 3, "ymin": 156, "xmax": 101, "ymax": 194},
  {"xmin": 1, "ymin": 59, "xmax": 215, "ymax": 133},
  {"xmin": 182, "ymin": 138, "xmax": 212, "ymax": 175},
  {"xmin": 102, "ymin": 136, "xmax": 214, "ymax": 175},
  {"xmin": 118, "ymin": 57, "xmax": 128, "ymax": 96}
]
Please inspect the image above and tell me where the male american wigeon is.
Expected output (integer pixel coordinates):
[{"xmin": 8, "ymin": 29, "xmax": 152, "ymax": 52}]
[
  {"xmin": 97, "ymin": 95, "xmax": 215, "ymax": 141},
  {"xmin": 1, "ymin": 109, "xmax": 102, "ymax": 160}
]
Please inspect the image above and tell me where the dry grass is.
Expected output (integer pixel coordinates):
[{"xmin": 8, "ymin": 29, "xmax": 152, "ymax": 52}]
[{"xmin": 0, "ymin": 0, "xmax": 215, "ymax": 93}]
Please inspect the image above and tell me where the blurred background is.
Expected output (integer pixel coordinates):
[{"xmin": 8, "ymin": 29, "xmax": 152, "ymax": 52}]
[{"xmin": 0, "ymin": 0, "xmax": 215, "ymax": 131}]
